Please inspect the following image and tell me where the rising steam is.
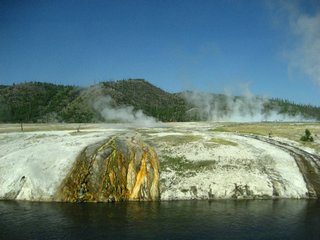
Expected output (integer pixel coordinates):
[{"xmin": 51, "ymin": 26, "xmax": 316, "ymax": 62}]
[
  {"xmin": 288, "ymin": 5, "xmax": 320, "ymax": 85},
  {"xmin": 93, "ymin": 95, "xmax": 158, "ymax": 126},
  {"xmin": 268, "ymin": 1, "xmax": 320, "ymax": 86},
  {"xmin": 183, "ymin": 89, "xmax": 310, "ymax": 122}
]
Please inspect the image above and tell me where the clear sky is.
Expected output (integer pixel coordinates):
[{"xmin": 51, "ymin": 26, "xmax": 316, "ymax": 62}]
[{"xmin": 1, "ymin": 0, "xmax": 320, "ymax": 105}]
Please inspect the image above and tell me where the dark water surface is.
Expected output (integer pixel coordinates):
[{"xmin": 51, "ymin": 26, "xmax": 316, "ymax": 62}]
[{"xmin": 1, "ymin": 200, "xmax": 320, "ymax": 240}]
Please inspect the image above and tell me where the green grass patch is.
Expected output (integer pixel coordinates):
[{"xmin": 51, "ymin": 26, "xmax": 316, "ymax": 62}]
[
  {"xmin": 155, "ymin": 134, "xmax": 202, "ymax": 146},
  {"xmin": 211, "ymin": 122, "xmax": 320, "ymax": 153},
  {"xmin": 160, "ymin": 155, "xmax": 216, "ymax": 176},
  {"xmin": 209, "ymin": 137, "xmax": 238, "ymax": 146},
  {"xmin": 211, "ymin": 126, "xmax": 264, "ymax": 136},
  {"xmin": 211, "ymin": 127, "xmax": 232, "ymax": 132},
  {"xmin": 301, "ymin": 141, "xmax": 320, "ymax": 154}
]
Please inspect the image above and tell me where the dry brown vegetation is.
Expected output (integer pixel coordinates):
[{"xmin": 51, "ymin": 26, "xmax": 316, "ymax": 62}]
[{"xmin": 213, "ymin": 122, "xmax": 320, "ymax": 153}]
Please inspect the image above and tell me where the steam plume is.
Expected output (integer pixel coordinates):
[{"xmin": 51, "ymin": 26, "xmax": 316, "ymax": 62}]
[
  {"xmin": 183, "ymin": 88, "xmax": 310, "ymax": 122},
  {"xmin": 90, "ymin": 84, "xmax": 158, "ymax": 127},
  {"xmin": 93, "ymin": 95, "xmax": 158, "ymax": 126},
  {"xmin": 289, "ymin": 8, "xmax": 320, "ymax": 85},
  {"xmin": 270, "ymin": 1, "xmax": 320, "ymax": 85}
]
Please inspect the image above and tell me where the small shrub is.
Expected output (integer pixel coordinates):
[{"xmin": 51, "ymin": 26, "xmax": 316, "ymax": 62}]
[
  {"xmin": 301, "ymin": 129, "xmax": 314, "ymax": 142},
  {"xmin": 305, "ymin": 129, "xmax": 311, "ymax": 139},
  {"xmin": 300, "ymin": 135, "xmax": 307, "ymax": 141}
]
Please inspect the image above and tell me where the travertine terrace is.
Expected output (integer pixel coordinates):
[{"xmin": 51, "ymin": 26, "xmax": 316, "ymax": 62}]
[{"xmin": 0, "ymin": 122, "xmax": 319, "ymax": 201}]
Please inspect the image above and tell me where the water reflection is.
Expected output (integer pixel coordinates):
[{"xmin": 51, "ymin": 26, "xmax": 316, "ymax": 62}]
[{"xmin": 0, "ymin": 200, "xmax": 319, "ymax": 240}]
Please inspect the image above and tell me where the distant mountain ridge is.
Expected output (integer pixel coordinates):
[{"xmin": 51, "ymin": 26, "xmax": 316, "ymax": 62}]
[{"xmin": 0, "ymin": 79, "xmax": 319, "ymax": 123}]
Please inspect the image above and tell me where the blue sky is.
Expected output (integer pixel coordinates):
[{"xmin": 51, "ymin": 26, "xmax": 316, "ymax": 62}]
[{"xmin": 1, "ymin": 0, "xmax": 320, "ymax": 105}]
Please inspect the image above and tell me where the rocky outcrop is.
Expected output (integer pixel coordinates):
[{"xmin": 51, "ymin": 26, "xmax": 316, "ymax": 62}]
[{"xmin": 56, "ymin": 136, "xmax": 160, "ymax": 202}]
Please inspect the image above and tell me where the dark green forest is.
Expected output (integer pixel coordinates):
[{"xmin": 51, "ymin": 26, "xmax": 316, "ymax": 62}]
[{"xmin": 0, "ymin": 79, "xmax": 319, "ymax": 123}]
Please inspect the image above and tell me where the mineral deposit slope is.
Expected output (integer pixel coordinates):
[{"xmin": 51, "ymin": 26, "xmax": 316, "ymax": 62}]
[
  {"xmin": 0, "ymin": 123, "xmax": 319, "ymax": 201},
  {"xmin": 0, "ymin": 130, "xmax": 119, "ymax": 200}
]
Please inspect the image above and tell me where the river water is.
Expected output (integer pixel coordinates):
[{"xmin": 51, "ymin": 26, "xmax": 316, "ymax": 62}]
[{"xmin": 0, "ymin": 200, "xmax": 319, "ymax": 240}]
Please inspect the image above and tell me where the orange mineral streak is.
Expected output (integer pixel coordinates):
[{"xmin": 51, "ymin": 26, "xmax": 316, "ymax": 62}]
[
  {"xmin": 129, "ymin": 151, "xmax": 148, "ymax": 199},
  {"xmin": 56, "ymin": 137, "xmax": 160, "ymax": 202}
]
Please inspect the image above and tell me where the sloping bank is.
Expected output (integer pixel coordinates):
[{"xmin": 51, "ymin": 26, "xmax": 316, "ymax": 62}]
[
  {"xmin": 247, "ymin": 135, "xmax": 320, "ymax": 198},
  {"xmin": 0, "ymin": 131, "xmax": 159, "ymax": 202},
  {"xmin": 151, "ymin": 131, "xmax": 320, "ymax": 200},
  {"xmin": 0, "ymin": 129, "xmax": 320, "ymax": 202}
]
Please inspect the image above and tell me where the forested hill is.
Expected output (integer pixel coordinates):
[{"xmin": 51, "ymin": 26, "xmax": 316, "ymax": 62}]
[{"xmin": 0, "ymin": 79, "xmax": 319, "ymax": 123}]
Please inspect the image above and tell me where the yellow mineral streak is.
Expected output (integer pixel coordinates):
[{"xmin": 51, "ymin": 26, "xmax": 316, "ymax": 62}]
[
  {"xmin": 56, "ymin": 136, "xmax": 160, "ymax": 202},
  {"xmin": 109, "ymin": 171, "xmax": 115, "ymax": 186},
  {"xmin": 126, "ymin": 160, "xmax": 136, "ymax": 193},
  {"xmin": 149, "ymin": 149, "xmax": 160, "ymax": 200},
  {"xmin": 129, "ymin": 151, "xmax": 148, "ymax": 199}
]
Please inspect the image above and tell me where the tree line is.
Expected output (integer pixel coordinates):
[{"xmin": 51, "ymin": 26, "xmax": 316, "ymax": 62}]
[{"xmin": 0, "ymin": 80, "xmax": 319, "ymax": 123}]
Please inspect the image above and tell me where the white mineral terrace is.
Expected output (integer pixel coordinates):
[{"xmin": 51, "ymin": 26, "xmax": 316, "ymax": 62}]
[
  {"xmin": 0, "ymin": 129, "xmax": 121, "ymax": 200},
  {"xmin": 0, "ymin": 123, "xmax": 318, "ymax": 201}
]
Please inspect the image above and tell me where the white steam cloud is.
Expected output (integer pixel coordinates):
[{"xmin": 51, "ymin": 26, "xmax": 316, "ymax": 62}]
[
  {"xmin": 183, "ymin": 88, "xmax": 309, "ymax": 122},
  {"xmin": 280, "ymin": 1, "xmax": 320, "ymax": 85},
  {"xmin": 93, "ymin": 95, "xmax": 158, "ymax": 127}
]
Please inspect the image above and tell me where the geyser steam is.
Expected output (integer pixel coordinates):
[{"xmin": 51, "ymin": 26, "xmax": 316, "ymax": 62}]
[
  {"xmin": 93, "ymin": 95, "xmax": 158, "ymax": 126},
  {"xmin": 183, "ymin": 89, "xmax": 309, "ymax": 122}
]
